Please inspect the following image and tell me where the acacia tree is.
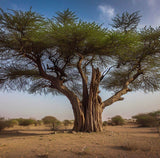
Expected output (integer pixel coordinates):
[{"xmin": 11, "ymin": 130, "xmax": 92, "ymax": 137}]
[{"xmin": 0, "ymin": 8, "xmax": 160, "ymax": 132}]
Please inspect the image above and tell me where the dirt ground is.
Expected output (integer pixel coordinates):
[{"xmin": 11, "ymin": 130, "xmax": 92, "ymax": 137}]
[{"xmin": 0, "ymin": 125, "xmax": 160, "ymax": 158}]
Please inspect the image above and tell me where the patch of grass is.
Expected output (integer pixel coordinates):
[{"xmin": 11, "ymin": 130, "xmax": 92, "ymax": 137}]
[{"xmin": 120, "ymin": 141, "xmax": 151, "ymax": 151}]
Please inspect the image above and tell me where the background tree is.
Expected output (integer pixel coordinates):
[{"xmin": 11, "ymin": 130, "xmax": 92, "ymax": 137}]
[
  {"xmin": 111, "ymin": 115, "xmax": 125, "ymax": 126},
  {"xmin": 63, "ymin": 120, "xmax": 72, "ymax": 129},
  {"xmin": 0, "ymin": 8, "xmax": 160, "ymax": 132},
  {"xmin": 133, "ymin": 110, "xmax": 160, "ymax": 127},
  {"xmin": 17, "ymin": 118, "xmax": 37, "ymax": 126},
  {"xmin": 42, "ymin": 116, "xmax": 61, "ymax": 130}
]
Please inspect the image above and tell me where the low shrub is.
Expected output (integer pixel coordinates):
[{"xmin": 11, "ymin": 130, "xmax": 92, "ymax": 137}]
[
  {"xmin": 63, "ymin": 120, "xmax": 72, "ymax": 129},
  {"xmin": 133, "ymin": 113, "xmax": 158, "ymax": 127},
  {"xmin": 121, "ymin": 140, "xmax": 151, "ymax": 151},
  {"xmin": 103, "ymin": 121, "xmax": 108, "ymax": 126},
  {"xmin": 0, "ymin": 118, "xmax": 18, "ymax": 131},
  {"xmin": 0, "ymin": 118, "xmax": 6, "ymax": 131},
  {"xmin": 6, "ymin": 119, "xmax": 19, "ymax": 127},
  {"xmin": 111, "ymin": 115, "xmax": 125, "ymax": 125},
  {"xmin": 42, "ymin": 116, "xmax": 61, "ymax": 130},
  {"xmin": 35, "ymin": 120, "xmax": 43, "ymax": 126},
  {"xmin": 16, "ymin": 118, "xmax": 37, "ymax": 126}
]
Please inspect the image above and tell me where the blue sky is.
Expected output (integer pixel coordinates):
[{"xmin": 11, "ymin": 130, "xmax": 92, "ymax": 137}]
[
  {"xmin": 1, "ymin": 0, "xmax": 160, "ymax": 27},
  {"xmin": 0, "ymin": 0, "xmax": 160, "ymax": 120}
]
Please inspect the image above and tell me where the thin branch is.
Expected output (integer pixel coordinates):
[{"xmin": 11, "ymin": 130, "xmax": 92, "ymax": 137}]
[
  {"xmin": 77, "ymin": 54, "xmax": 89, "ymax": 105},
  {"xmin": 100, "ymin": 65, "xmax": 117, "ymax": 81},
  {"xmin": 102, "ymin": 69, "xmax": 143, "ymax": 109}
]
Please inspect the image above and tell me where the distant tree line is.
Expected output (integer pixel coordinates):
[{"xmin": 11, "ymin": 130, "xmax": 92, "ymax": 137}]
[
  {"xmin": 0, "ymin": 116, "xmax": 73, "ymax": 131},
  {"xmin": 133, "ymin": 110, "xmax": 160, "ymax": 127},
  {"xmin": 103, "ymin": 110, "xmax": 160, "ymax": 127}
]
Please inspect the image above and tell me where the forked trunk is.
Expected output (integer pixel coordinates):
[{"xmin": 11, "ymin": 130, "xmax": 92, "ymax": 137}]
[{"xmin": 73, "ymin": 67, "xmax": 103, "ymax": 132}]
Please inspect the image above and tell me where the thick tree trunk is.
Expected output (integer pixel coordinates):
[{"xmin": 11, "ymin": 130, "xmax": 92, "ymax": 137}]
[
  {"xmin": 56, "ymin": 67, "xmax": 103, "ymax": 132},
  {"xmin": 73, "ymin": 102, "xmax": 103, "ymax": 132},
  {"xmin": 72, "ymin": 98, "xmax": 103, "ymax": 132},
  {"xmin": 73, "ymin": 67, "xmax": 103, "ymax": 132}
]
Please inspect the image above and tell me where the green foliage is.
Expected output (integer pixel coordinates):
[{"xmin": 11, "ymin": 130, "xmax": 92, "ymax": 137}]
[
  {"xmin": 53, "ymin": 8, "xmax": 78, "ymax": 25},
  {"xmin": 42, "ymin": 116, "xmax": 61, "ymax": 130},
  {"xmin": 16, "ymin": 118, "xmax": 37, "ymax": 126},
  {"xmin": 103, "ymin": 121, "xmax": 108, "ymax": 126},
  {"xmin": 63, "ymin": 120, "xmax": 72, "ymax": 127},
  {"xmin": 49, "ymin": 21, "xmax": 108, "ymax": 57},
  {"xmin": 36, "ymin": 120, "xmax": 43, "ymax": 126},
  {"xmin": 111, "ymin": 11, "xmax": 141, "ymax": 32},
  {"xmin": 0, "ymin": 118, "xmax": 19, "ymax": 131},
  {"xmin": 0, "ymin": 117, "xmax": 6, "ymax": 131},
  {"xmin": 111, "ymin": 115, "xmax": 125, "ymax": 125},
  {"xmin": 148, "ymin": 110, "xmax": 160, "ymax": 117},
  {"xmin": 0, "ymin": 8, "xmax": 47, "ymax": 51},
  {"xmin": 0, "ymin": 8, "xmax": 159, "ymax": 102},
  {"xmin": 5, "ymin": 119, "xmax": 19, "ymax": 127},
  {"xmin": 133, "ymin": 111, "xmax": 160, "ymax": 127},
  {"xmin": 42, "ymin": 116, "xmax": 57, "ymax": 124}
]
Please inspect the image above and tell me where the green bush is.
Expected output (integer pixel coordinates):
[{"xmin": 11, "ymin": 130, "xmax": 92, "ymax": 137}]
[
  {"xmin": 0, "ymin": 118, "xmax": 6, "ymax": 131},
  {"xmin": 35, "ymin": 120, "xmax": 43, "ymax": 126},
  {"xmin": 63, "ymin": 120, "xmax": 72, "ymax": 126},
  {"xmin": 103, "ymin": 121, "xmax": 108, "ymax": 126},
  {"xmin": 16, "ymin": 118, "xmax": 37, "ymax": 126},
  {"xmin": 63, "ymin": 120, "xmax": 72, "ymax": 129},
  {"xmin": 0, "ymin": 118, "xmax": 18, "ymax": 131},
  {"xmin": 42, "ymin": 116, "xmax": 61, "ymax": 130},
  {"xmin": 5, "ymin": 119, "xmax": 19, "ymax": 127},
  {"xmin": 111, "ymin": 115, "xmax": 125, "ymax": 125},
  {"xmin": 133, "ymin": 114, "xmax": 158, "ymax": 127}
]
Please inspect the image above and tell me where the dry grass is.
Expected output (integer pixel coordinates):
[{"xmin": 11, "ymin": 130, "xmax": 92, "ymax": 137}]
[{"xmin": 120, "ymin": 140, "xmax": 151, "ymax": 151}]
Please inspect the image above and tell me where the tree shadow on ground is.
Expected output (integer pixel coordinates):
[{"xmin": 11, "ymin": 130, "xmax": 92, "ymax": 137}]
[
  {"xmin": 0, "ymin": 129, "xmax": 72, "ymax": 138},
  {"xmin": 0, "ymin": 130, "xmax": 49, "ymax": 138}
]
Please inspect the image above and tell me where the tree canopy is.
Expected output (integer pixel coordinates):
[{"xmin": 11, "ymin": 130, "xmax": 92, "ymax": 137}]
[{"xmin": 0, "ymin": 8, "xmax": 160, "ymax": 132}]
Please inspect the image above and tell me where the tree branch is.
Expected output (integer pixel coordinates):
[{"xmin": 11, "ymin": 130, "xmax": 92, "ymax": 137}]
[
  {"xmin": 77, "ymin": 54, "xmax": 89, "ymax": 106},
  {"xmin": 102, "ymin": 69, "xmax": 143, "ymax": 109},
  {"xmin": 100, "ymin": 65, "xmax": 117, "ymax": 81}
]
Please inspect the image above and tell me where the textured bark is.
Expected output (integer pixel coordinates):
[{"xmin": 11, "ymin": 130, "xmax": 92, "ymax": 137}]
[
  {"xmin": 72, "ymin": 67, "xmax": 103, "ymax": 132},
  {"xmin": 56, "ymin": 85, "xmax": 85, "ymax": 132},
  {"xmin": 84, "ymin": 67, "xmax": 103, "ymax": 132}
]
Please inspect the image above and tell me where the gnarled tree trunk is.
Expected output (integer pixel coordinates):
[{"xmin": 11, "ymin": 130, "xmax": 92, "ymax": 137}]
[
  {"xmin": 57, "ymin": 65, "xmax": 140, "ymax": 132},
  {"xmin": 72, "ymin": 67, "xmax": 103, "ymax": 132}
]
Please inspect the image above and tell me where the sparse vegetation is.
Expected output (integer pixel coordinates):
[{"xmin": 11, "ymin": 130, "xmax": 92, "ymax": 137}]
[
  {"xmin": 0, "ymin": 117, "xmax": 160, "ymax": 157},
  {"xmin": 5, "ymin": 119, "xmax": 19, "ymax": 127},
  {"xmin": 63, "ymin": 120, "xmax": 72, "ymax": 129},
  {"xmin": 133, "ymin": 110, "xmax": 160, "ymax": 127},
  {"xmin": 103, "ymin": 121, "xmax": 108, "ymax": 126},
  {"xmin": 0, "ymin": 118, "xmax": 6, "ymax": 131},
  {"xmin": 111, "ymin": 115, "xmax": 125, "ymax": 125},
  {"xmin": 42, "ymin": 116, "xmax": 61, "ymax": 130},
  {"xmin": 0, "ymin": 118, "xmax": 19, "ymax": 131},
  {"xmin": 16, "ymin": 118, "xmax": 37, "ymax": 126},
  {"xmin": 120, "ymin": 140, "xmax": 151, "ymax": 151}
]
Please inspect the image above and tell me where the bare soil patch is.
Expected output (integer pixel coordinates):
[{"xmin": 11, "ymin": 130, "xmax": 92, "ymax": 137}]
[{"xmin": 0, "ymin": 125, "xmax": 160, "ymax": 158}]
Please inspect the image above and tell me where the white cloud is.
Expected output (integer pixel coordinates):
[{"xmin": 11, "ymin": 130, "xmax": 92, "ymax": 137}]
[{"xmin": 98, "ymin": 5, "xmax": 115, "ymax": 21}]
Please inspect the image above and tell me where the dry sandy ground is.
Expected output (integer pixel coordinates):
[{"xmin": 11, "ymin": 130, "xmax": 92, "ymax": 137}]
[{"xmin": 0, "ymin": 125, "xmax": 160, "ymax": 158}]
